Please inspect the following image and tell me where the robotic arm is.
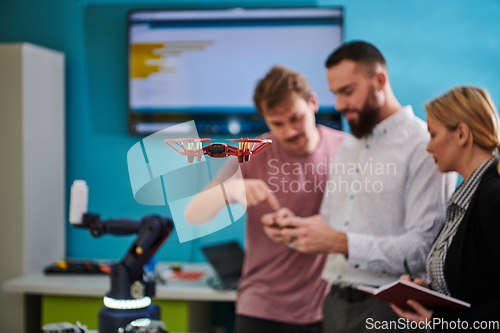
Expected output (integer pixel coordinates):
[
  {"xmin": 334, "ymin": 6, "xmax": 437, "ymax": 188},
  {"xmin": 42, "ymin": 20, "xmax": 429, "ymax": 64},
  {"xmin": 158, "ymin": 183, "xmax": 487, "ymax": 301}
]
[
  {"xmin": 70, "ymin": 181, "xmax": 173, "ymax": 333},
  {"xmin": 74, "ymin": 213, "xmax": 173, "ymax": 301}
]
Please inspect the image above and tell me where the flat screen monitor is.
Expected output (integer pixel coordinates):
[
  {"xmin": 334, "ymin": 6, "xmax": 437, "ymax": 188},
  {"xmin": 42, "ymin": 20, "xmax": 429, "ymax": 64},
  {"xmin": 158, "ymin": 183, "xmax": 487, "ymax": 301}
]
[
  {"xmin": 128, "ymin": 7, "xmax": 343, "ymax": 135},
  {"xmin": 201, "ymin": 241, "xmax": 244, "ymax": 290}
]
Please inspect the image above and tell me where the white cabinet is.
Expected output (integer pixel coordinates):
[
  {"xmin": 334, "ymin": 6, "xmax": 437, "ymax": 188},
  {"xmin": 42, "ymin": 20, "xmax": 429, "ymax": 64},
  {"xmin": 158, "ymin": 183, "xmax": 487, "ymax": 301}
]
[{"xmin": 0, "ymin": 43, "xmax": 65, "ymax": 333}]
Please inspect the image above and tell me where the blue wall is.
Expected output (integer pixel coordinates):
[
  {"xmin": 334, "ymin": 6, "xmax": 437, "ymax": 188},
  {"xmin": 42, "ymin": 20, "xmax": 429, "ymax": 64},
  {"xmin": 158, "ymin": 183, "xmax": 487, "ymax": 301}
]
[{"xmin": 1, "ymin": 0, "xmax": 499, "ymax": 262}]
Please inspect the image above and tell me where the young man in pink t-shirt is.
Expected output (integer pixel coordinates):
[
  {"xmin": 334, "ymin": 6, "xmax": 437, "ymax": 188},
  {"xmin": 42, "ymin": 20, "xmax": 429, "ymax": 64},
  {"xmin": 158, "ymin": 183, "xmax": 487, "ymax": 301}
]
[{"xmin": 185, "ymin": 66, "xmax": 345, "ymax": 333}]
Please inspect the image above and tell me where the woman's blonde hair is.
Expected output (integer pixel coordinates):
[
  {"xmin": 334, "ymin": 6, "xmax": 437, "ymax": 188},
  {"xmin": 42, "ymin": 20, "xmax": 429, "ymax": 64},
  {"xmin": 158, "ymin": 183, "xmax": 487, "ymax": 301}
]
[{"xmin": 425, "ymin": 86, "xmax": 500, "ymax": 173}]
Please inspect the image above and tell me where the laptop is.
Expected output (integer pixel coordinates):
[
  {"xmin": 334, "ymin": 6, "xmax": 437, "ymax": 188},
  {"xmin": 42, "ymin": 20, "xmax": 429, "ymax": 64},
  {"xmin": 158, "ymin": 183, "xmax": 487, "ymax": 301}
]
[{"xmin": 201, "ymin": 241, "xmax": 244, "ymax": 290}]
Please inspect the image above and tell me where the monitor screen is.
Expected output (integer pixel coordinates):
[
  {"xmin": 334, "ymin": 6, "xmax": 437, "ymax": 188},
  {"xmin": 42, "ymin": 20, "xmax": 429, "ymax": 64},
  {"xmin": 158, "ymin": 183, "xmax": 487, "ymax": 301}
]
[
  {"xmin": 128, "ymin": 7, "xmax": 343, "ymax": 135},
  {"xmin": 201, "ymin": 241, "xmax": 244, "ymax": 289}
]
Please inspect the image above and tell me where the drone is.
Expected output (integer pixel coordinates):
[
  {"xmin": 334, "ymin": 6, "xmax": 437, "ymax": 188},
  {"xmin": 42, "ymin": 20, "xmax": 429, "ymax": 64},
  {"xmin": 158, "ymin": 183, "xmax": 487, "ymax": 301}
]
[{"xmin": 164, "ymin": 138, "xmax": 272, "ymax": 163}]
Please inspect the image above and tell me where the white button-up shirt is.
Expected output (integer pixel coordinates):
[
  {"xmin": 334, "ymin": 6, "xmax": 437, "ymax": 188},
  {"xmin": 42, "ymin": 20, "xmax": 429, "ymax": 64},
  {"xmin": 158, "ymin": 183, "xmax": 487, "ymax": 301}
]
[{"xmin": 320, "ymin": 106, "xmax": 457, "ymax": 287}]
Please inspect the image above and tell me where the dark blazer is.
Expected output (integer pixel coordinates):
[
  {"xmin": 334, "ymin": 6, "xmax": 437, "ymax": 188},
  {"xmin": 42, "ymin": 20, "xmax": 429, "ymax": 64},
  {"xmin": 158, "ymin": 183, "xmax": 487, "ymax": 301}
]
[{"xmin": 432, "ymin": 162, "xmax": 500, "ymax": 329}]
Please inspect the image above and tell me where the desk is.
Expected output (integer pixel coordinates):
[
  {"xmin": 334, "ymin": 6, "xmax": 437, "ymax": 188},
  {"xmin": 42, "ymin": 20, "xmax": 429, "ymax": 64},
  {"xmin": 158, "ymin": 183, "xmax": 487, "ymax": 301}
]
[{"xmin": 3, "ymin": 262, "xmax": 236, "ymax": 332}]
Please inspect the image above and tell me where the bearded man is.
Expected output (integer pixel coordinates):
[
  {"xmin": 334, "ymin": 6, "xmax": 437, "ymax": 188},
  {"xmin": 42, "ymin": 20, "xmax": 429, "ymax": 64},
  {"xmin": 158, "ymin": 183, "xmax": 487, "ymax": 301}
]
[{"xmin": 262, "ymin": 41, "xmax": 457, "ymax": 333}]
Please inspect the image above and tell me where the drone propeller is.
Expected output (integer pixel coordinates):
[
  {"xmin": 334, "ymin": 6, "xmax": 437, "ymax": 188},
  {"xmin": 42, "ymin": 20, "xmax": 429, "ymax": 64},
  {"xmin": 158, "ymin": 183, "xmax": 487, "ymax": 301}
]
[
  {"xmin": 226, "ymin": 138, "xmax": 271, "ymax": 143},
  {"xmin": 225, "ymin": 138, "xmax": 272, "ymax": 162},
  {"xmin": 164, "ymin": 138, "xmax": 212, "ymax": 143},
  {"xmin": 164, "ymin": 138, "xmax": 212, "ymax": 160}
]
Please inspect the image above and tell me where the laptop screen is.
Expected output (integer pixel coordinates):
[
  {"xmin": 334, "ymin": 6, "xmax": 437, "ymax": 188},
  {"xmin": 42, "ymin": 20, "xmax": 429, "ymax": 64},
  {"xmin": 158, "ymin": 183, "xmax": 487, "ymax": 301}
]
[{"xmin": 201, "ymin": 241, "xmax": 244, "ymax": 288}]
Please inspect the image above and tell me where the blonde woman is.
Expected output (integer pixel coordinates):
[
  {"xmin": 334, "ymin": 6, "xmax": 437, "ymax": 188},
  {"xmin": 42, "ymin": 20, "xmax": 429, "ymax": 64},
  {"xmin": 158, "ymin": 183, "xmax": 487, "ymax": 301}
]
[{"xmin": 391, "ymin": 86, "xmax": 500, "ymax": 329}]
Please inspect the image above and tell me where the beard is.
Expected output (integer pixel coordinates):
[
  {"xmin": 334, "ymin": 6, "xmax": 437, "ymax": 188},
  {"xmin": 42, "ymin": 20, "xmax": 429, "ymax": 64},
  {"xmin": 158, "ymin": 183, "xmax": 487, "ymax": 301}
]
[{"xmin": 341, "ymin": 88, "xmax": 381, "ymax": 139}]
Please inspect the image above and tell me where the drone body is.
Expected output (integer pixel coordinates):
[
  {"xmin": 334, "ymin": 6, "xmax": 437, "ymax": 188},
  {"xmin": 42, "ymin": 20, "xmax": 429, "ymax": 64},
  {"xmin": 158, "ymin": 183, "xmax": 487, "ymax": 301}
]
[{"xmin": 165, "ymin": 138, "xmax": 272, "ymax": 163}]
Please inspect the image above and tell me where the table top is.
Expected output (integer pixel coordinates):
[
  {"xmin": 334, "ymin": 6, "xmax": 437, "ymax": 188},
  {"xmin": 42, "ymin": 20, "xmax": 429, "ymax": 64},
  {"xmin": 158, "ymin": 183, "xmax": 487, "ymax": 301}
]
[{"xmin": 2, "ymin": 262, "xmax": 236, "ymax": 302}]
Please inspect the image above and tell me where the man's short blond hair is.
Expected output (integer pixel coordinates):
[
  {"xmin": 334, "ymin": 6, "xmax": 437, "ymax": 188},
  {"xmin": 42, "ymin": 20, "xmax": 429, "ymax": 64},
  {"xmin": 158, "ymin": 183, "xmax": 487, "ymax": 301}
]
[{"xmin": 253, "ymin": 65, "xmax": 312, "ymax": 116}]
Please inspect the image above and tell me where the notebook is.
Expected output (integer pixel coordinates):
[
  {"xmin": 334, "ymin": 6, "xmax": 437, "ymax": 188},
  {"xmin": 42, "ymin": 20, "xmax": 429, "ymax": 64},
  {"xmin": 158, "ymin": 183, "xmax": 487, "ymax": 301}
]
[{"xmin": 357, "ymin": 279, "xmax": 470, "ymax": 310}]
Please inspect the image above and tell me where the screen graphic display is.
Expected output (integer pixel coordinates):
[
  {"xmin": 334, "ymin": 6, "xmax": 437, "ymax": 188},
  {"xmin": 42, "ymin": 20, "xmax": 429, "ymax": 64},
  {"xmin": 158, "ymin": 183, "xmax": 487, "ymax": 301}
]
[{"xmin": 128, "ymin": 7, "xmax": 343, "ymax": 134}]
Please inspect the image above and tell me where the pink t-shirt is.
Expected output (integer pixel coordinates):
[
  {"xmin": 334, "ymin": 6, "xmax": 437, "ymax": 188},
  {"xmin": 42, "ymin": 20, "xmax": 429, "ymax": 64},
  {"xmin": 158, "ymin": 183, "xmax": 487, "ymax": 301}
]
[{"xmin": 217, "ymin": 125, "xmax": 345, "ymax": 325}]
